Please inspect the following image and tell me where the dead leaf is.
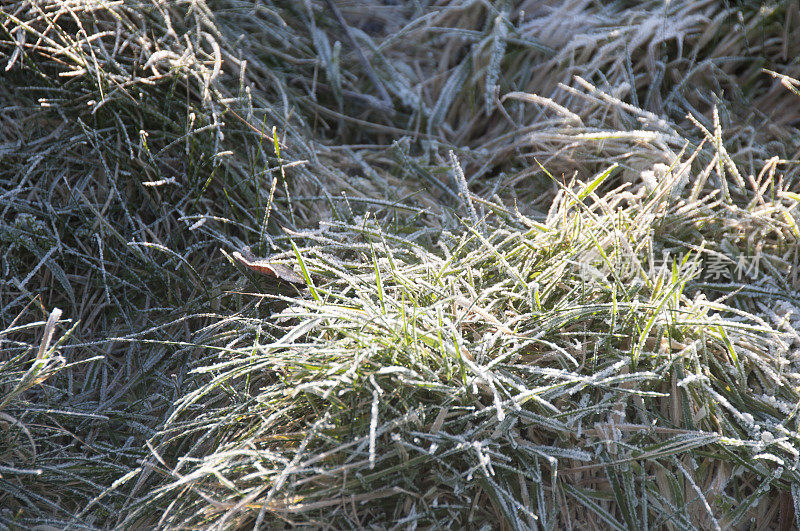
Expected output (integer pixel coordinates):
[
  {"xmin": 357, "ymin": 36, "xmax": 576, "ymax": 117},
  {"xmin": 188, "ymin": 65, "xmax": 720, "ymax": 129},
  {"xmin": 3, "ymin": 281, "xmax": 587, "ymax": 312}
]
[{"xmin": 231, "ymin": 247, "xmax": 306, "ymax": 286}]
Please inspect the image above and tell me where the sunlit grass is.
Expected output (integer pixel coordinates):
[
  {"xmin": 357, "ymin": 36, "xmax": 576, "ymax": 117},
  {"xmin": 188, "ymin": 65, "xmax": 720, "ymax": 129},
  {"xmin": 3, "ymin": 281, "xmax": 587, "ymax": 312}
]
[{"xmin": 2, "ymin": 0, "xmax": 800, "ymax": 528}]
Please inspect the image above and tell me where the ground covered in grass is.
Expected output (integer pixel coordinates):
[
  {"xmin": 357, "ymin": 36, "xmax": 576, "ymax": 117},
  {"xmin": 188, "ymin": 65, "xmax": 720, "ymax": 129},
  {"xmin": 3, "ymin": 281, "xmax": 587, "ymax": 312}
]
[{"xmin": 2, "ymin": 0, "xmax": 800, "ymax": 528}]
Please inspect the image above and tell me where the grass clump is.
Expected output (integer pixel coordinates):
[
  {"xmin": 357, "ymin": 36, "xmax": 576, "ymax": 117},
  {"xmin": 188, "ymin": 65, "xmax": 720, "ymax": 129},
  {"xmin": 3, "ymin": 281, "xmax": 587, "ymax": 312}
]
[
  {"xmin": 2, "ymin": 0, "xmax": 800, "ymax": 528},
  {"xmin": 115, "ymin": 161, "xmax": 800, "ymax": 528}
]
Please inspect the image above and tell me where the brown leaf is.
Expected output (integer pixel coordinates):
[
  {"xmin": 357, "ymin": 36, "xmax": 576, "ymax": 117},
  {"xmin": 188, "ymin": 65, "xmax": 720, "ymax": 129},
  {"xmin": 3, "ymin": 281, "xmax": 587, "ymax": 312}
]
[{"xmin": 231, "ymin": 248, "xmax": 306, "ymax": 286}]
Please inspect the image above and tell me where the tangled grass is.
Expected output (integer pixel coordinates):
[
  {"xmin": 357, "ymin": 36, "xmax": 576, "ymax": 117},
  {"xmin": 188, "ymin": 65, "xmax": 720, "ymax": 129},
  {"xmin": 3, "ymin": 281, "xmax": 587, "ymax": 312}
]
[{"xmin": 2, "ymin": 0, "xmax": 800, "ymax": 528}]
